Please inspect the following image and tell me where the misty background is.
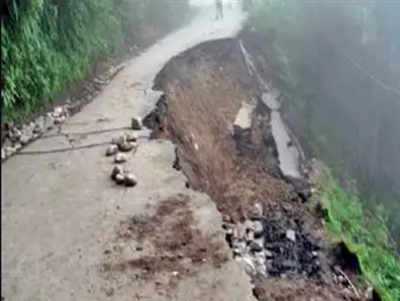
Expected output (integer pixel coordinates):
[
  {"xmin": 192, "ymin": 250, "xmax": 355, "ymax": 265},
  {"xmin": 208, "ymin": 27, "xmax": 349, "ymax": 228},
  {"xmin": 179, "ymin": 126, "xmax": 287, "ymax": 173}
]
[{"xmin": 247, "ymin": 0, "xmax": 400, "ymax": 246}]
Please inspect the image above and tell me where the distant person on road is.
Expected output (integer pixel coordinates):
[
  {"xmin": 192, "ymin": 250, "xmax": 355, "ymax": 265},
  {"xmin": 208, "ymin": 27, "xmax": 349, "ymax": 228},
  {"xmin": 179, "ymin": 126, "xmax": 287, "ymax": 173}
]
[{"xmin": 216, "ymin": 0, "xmax": 224, "ymax": 20}]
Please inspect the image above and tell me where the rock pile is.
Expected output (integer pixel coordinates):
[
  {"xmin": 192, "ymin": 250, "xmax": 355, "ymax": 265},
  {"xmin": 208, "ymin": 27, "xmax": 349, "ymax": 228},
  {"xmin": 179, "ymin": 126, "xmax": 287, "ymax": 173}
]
[
  {"xmin": 1, "ymin": 63, "xmax": 125, "ymax": 162},
  {"xmin": 1, "ymin": 105, "xmax": 71, "ymax": 160},
  {"xmin": 111, "ymin": 165, "xmax": 137, "ymax": 187},
  {"xmin": 107, "ymin": 132, "xmax": 139, "ymax": 188},
  {"xmin": 224, "ymin": 203, "xmax": 321, "ymax": 279}
]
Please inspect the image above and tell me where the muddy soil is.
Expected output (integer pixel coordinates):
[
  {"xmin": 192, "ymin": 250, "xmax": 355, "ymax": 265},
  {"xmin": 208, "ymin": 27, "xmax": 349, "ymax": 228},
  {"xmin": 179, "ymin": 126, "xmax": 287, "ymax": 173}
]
[
  {"xmin": 103, "ymin": 195, "xmax": 228, "ymax": 293},
  {"xmin": 145, "ymin": 38, "xmax": 367, "ymax": 300}
]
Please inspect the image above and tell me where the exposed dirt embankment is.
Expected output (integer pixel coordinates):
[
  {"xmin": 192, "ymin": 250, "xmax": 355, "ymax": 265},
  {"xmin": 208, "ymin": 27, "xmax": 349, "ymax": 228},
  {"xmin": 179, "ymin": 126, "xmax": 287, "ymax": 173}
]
[
  {"xmin": 146, "ymin": 39, "xmax": 288, "ymax": 220},
  {"xmin": 144, "ymin": 39, "xmax": 368, "ymax": 300}
]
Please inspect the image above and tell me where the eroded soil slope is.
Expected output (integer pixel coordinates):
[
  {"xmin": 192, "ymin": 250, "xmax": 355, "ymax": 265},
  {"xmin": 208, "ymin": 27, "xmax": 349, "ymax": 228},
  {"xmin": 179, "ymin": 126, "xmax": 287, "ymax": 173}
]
[{"xmin": 145, "ymin": 39, "xmax": 367, "ymax": 300}]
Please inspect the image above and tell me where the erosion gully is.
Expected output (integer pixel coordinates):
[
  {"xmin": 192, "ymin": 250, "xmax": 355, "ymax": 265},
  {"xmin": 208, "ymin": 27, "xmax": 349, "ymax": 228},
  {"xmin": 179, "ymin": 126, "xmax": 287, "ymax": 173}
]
[{"xmin": 143, "ymin": 38, "xmax": 373, "ymax": 300}]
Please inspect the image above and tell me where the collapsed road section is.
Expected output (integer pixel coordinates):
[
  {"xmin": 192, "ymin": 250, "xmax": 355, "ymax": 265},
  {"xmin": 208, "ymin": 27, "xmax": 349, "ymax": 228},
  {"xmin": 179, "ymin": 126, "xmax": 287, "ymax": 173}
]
[{"xmin": 144, "ymin": 38, "xmax": 369, "ymax": 301}]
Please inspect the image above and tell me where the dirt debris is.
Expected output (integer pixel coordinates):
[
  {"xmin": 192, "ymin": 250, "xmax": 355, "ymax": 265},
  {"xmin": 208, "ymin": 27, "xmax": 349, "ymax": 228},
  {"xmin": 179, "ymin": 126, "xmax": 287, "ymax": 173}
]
[
  {"xmin": 144, "ymin": 38, "xmax": 366, "ymax": 300},
  {"xmin": 105, "ymin": 195, "xmax": 228, "ymax": 291}
]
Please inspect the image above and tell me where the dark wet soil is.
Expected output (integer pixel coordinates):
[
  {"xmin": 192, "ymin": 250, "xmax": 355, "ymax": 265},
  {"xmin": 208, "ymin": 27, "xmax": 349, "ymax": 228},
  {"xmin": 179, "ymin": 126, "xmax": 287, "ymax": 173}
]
[{"xmin": 106, "ymin": 195, "xmax": 227, "ymax": 288}]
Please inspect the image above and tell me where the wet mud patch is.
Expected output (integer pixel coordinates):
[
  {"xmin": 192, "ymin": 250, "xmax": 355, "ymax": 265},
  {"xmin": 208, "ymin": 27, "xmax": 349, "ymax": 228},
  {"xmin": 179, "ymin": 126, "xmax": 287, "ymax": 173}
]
[{"xmin": 103, "ymin": 195, "xmax": 228, "ymax": 291}]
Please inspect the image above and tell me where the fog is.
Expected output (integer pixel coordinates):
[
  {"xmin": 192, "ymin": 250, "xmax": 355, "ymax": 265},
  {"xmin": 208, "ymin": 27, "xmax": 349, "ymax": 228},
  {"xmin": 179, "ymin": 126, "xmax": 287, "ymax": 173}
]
[{"xmin": 190, "ymin": 0, "xmax": 236, "ymax": 7}]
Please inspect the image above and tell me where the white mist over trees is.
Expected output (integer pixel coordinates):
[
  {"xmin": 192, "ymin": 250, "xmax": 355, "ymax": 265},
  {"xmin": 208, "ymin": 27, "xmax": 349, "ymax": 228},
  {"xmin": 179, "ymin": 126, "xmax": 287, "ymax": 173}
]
[{"xmin": 249, "ymin": 0, "xmax": 400, "ymax": 240}]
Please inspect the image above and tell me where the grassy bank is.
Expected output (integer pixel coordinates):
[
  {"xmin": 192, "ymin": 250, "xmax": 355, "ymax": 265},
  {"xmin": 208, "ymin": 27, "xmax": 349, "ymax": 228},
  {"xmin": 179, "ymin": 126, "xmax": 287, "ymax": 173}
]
[
  {"xmin": 1, "ymin": 0, "xmax": 191, "ymax": 122},
  {"xmin": 316, "ymin": 168, "xmax": 400, "ymax": 301}
]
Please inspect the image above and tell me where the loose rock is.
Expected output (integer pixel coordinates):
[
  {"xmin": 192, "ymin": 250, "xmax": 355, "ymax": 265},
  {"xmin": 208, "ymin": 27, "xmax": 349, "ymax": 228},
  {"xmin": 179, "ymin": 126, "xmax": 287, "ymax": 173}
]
[
  {"xmin": 114, "ymin": 153, "xmax": 127, "ymax": 163},
  {"xmin": 20, "ymin": 135, "xmax": 30, "ymax": 146},
  {"xmin": 106, "ymin": 145, "xmax": 118, "ymax": 156},
  {"xmin": 125, "ymin": 132, "xmax": 138, "ymax": 142},
  {"xmin": 131, "ymin": 117, "xmax": 142, "ymax": 130},
  {"xmin": 4, "ymin": 146, "xmax": 15, "ymax": 157},
  {"xmin": 115, "ymin": 173, "xmax": 125, "ymax": 185},
  {"xmin": 248, "ymin": 202, "xmax": 264, "ymax": 220},
  {"xmin": 111, "ymin": 135, "xmax": 126, "ymax": 146},
  {"xmin": 111, "ymin": 165, "xmax": 124, "ymax": 180},
  {"xmin": 124, "ymin": 173, "xmax": 137, "ymax": 187},
  {"xmin": 14, "ymin": 143, "xmax": 22, "ymax": 151},
  {"xmin": 286, "ymin": 229, "xmax": 296, "ymax": 242},
  {"xmin": 118, "ymin": 142, "xmax": 136, "ymax": 153},
  {"xmin": 33, "ymin": 123, "xmax": 43, "ymax": 134},
  {"xmin": 236, "ymin": 256, "xmax": 256, "ymax": 275},
  {"xmin": 53, "ymin": 106, "xmax": 64, "ymax": 117},
  {"xmin": 249, "ymin": 238, "xmax": 264, "ymax": 253},
  {"xmin": 252, "ymin": 221, "xmax": 264, "ymax": 236}
]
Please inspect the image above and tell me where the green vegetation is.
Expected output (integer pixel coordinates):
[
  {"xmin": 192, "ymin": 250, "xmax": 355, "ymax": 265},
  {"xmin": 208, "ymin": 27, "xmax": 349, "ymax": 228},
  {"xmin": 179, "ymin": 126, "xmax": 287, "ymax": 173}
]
[
  {"xmin": 1, "ymin": 0, "xmax": 190, "ymax": 122},
  {"xmin": 316, "ymin": 168, "xmax": 400, "ymax": 301}
]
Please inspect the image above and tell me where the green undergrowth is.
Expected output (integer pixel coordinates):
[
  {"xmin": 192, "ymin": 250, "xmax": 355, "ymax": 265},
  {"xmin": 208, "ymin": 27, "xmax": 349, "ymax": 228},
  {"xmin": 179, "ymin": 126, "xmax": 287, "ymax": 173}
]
[
  {"xmin": 2, "ymin": 0, "xmax": 191, "ymax": 123},
  {"xmin": 316, "ymin": 168, "xmax": 400, "ymax": 301}
]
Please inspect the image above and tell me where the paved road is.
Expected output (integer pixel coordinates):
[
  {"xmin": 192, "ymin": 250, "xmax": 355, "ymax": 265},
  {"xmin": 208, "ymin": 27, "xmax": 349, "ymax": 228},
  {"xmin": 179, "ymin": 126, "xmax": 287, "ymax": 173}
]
[{"xmin": 2, "ymin": 6, "xmax": 256, "ymax": 301}]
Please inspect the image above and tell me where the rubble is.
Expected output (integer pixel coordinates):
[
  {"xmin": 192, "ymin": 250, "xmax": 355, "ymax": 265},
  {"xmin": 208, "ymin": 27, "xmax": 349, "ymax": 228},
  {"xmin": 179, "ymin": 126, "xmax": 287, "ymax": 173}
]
[
  {"xmin": 124, "ymin": 173, "xmax": 138, "ymax": 187},
  {"xmin": 106, "ymin": 145, "xmax": 119, "ymax": 157},
  {"xmin": 131, "ymin": 117, "xmax": 142, "ymax": 130},
  {"xmin": 224, "ymin": 209, "xmax": 321, "ymax": 279},
  {"xmin": 114, "ymin": 153, "xmax": 127, "ymax": 163}
]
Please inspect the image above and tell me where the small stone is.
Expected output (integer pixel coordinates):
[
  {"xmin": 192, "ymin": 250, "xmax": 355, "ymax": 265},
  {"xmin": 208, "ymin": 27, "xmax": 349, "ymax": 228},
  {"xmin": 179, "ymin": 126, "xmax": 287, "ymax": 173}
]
[
  {"xmin": 131, "ymin": 117, "xmax": 142, "ymax": 130},
  {"xmin": 222, "ymin": 214, "xmax": 232, "ymax": 223},
  {"xmin": 115, "ymin": 173, "xmax": 125, "ymax": 185},
  {"xmin": 246, "ymin": 230, "xmax": 255, "ymax": 242},
  {"xmin": 114, "ymin": 153, "xmax": 127, "ymax": 163},
  {"xmin": 111, "ymin": 135, "xmax": 126, "ymax": 145},
  {"xmin": 286, "ymin": 229, "xmax": 296, "ymax": 242},
  {"xmin": 118, "ymin": 142, "xmax": 136, "ymax": 153},
  {"xmin": 125, "ymin": 132, "xmax": 138, "ymax": 142},
  {"xmin": 14, "ymin": 143, "xmax": 22, "ymax": 150},
  {"xmin": 106, "ymin": 145, "xmax": 118, "ymax": 156},
  {"xmin": 232, "ymin": 240, "xmax": 247, "ymax": 255},
  {"xmin": 236, "ymin": 256, "xmax": 256, "ymax": 275},
  {"xmin": 172, "ymin": 271, "xmax": 179, "ymax": 277},
  {"xmin": 53, "ymin": 106, "xmax": 64, "ymax": 117},
  {"xmin": 54, "ymin": 116, "xmax": 66, "ymax": 125},
  {"xmin": 20, "ymin": 135, "xmax": 30, "ymax": 145},
  {"xmin": 244, "ymin": 220, "xmax": 254, "ymax": 231},
  {"xmin": 9, "ymin": 127, "xmax": 22, "ymax": 140},
  {"xmin": 249, "ymin": 202, "xmax": 264, "ymax": 220},
  {"xmin": 4, "ymin": 146, "xmax": 15, "ymax": 157},
  {"xmin": 124, "ymin": 173, "xmax": 137, "ymax": 187},
  {"xmin": 111, "ymin": 165, "xmax": 124, "ymax": 180},
  {"xmin": 249, "ymin": 239, "xmax": 264, "ymax": 252},
  {"xmin": 253, "ymin": 221, "xmax": 264, "ymax": 236},
  {"xmin": 365, "ymin": 287, "xmax": 374, "ymax": 300},
  {"xmin": 1, "ymin": 148, "xmax": 6, "ymax": 160}
]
